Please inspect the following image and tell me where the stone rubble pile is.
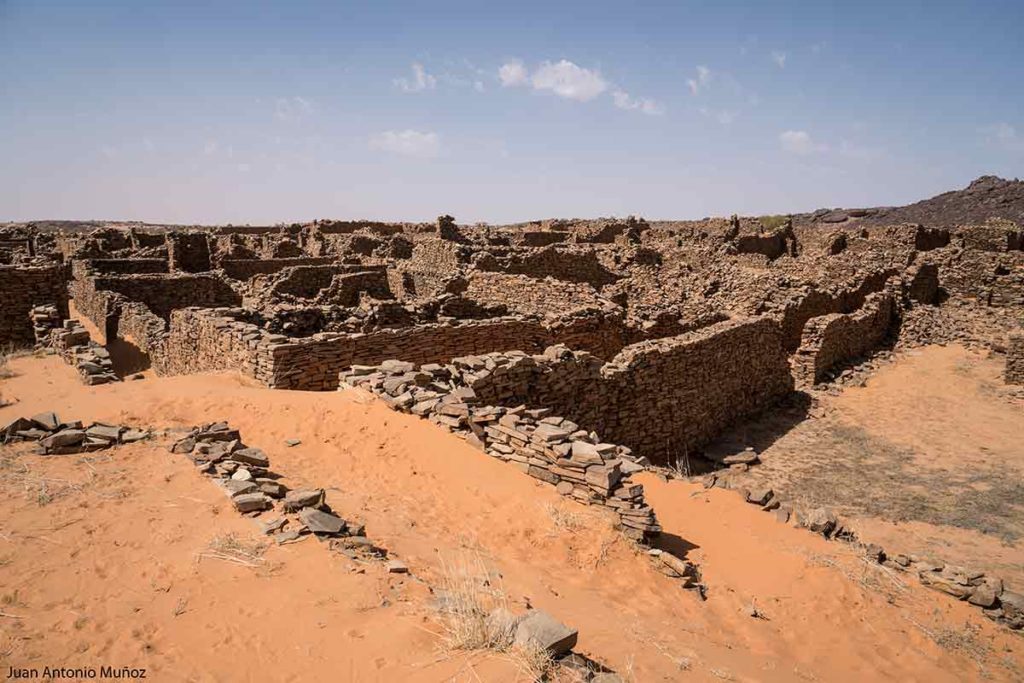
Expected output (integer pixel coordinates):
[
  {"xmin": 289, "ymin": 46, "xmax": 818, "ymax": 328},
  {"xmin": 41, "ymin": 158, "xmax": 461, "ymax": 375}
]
[
  {"xmin": 47, "ymin": 319, "xmax": 120, "ymax": 385},
  {"xmin": 341, "ymin": 358, "xmax": 661, "ymax": 543},
  {"xmin": 0, "ymin": 411, "xmax": 148, "ymax": 453},
  {"xmin": 170, "ymin": 422, "xmax": 393, "ymax": 563},
  {"xmin": 702, "ymin": 473, "xmax": 1024, "ymax": 630}
]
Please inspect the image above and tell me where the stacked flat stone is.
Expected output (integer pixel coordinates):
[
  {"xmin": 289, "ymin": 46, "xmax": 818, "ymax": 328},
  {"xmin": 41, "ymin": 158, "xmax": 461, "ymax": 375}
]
[
  {"xmin": 340, "ymin": 357, "xmax": 661, "ymax": 542},
  {"xmin": 0, "ymin": 411, "xmax": 148, "ymax": 453},
  {"xmin": 1006, "ymin": 333, "xmax": 1024, "ymax": 385},
  {"xmin": 46, "ymin": 319, "xmax": 120, "ymax": 385},
  {"xmin": 169, "ymin": 422, "xmax": 386, "ymax": 559},
  {"xmin": 29, "ymin": 304, "xmax": 61, "ymax": 347}
]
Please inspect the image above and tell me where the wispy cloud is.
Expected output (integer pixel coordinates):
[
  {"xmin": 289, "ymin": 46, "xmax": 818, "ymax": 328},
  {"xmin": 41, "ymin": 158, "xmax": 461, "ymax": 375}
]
[
  {"xmin": 274, "ymin": 96, "xmax": 313, "ymax": 121},
  {"xmin": 779, "ymin": 130, "xmax": 827, "ymax": 155},
  {"xmin": 498, "ymin": 60, "xmax": 529, "ymax": 87},
  {"xmin": 394, "ymin": 63, "xmax": 437, "ymax": 93},
  {"xmin": 981, "ymin": 122, "xmax": 1024, "ymax": 152},
  {"xmin": 612, "ymin": 90, "xmax": 664, "ymax": 115},
  {"xmin": 687, "ymin": 65, "xmax": 712, "ymax": 95},
  {"xmin": 368, "ymin": 129, "xmax": 440, "ymax": 158},
  {"xmin": 771, "ymin": 51, "xmax": 787, "ymax": 68}
]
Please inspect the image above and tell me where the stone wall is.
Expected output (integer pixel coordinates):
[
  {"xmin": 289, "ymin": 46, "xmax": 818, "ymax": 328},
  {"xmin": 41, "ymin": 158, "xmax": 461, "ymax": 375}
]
[
  {"xmin": 792, "ymin": 293, "xmax": 895, "ymax": 385},
  {"xmin": 1007, "ymin": 334, "xmax": 1024, "ymax": 385},
  {"xmin": 481, "ymin": 246, "xmax": 621, "ymax": 287},
  {"xmin": 770, "ymin": 269, "xmax": 896, "ymax": 352},
  {"xmin": 167, "ymin": 233, "xmax": 212, "ymax": 272},
  {"xmin": 76, "ymin": 259, "xmax": 168, "ymax": 275},
  {"xmin": 89, "ymin": 274, "xmax": 240, "ymax": 320},
  {"xmin": 0, "ymin": 265, "xmax": 69, "ymax": 346},
  {"xmin": 417, "ymin": 318, "xmax": 794, "ymax": 464},
  {"xmin": 220, "ymin": 257, "xmax": 337, "ymax": 281}
]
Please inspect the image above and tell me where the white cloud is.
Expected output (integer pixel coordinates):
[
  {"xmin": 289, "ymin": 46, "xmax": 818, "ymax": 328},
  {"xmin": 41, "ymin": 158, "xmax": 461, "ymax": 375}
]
[
  {"xmin": 368, "ymin": 129, "xmax": 440, "ymax": 158},
  {"xmin": 473, "ymin": 80, "xmax": 485, "ymax": 92},
  {"xmin": 981, "ymin": 122, "xmax": 1024, "ymax": 152},
  {"xmin": 498, "ymin": 60, "xmax": 529, "ymax": 87},
  {"xmin": 779, "ymin": 130, "xmax": 828, "ymax": 155},
  {"xmin": 530, "ymin": 60, "xmax": 608, "ymax": 101},
  {"xmin": 612, "ymin": 90, "xmax": 664, "ymax": 115},
  {"xmin": 771, "ymin": 51, "xmax": 787, "ymax": 68},
  {"xmin": 687, "ymin": 65, "xmax": 712, "ymax": 95},
  {"xmin": 275, "ymin": 96, "xmax": 313, "ymax": 121},
  {"xmin": 394, "ymin": 63, "xmax": 437, "ymax": 93}
]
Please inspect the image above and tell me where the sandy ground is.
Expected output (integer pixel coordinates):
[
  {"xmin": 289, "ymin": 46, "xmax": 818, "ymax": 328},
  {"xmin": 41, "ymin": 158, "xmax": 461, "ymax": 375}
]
[
  {"xmin": 2, "ymin": 351, "xmax": 1023, "ymax": 682},
  {"xmin": 729, "ymin": 344, "xmax": 1024, "ymax": 587}
]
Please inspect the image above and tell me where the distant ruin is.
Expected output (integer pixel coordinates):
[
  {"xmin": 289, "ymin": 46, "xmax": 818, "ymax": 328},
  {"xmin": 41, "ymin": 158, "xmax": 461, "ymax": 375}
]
[{"xmin": 2, "ymin": 178, "xmax": 1023, "ymax": 470}]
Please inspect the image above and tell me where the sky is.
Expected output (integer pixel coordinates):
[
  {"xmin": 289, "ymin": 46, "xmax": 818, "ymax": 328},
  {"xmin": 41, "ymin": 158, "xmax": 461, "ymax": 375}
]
[{"xmin": 1, "ymin": 0, "xmax": 1022, "ymax": 225}]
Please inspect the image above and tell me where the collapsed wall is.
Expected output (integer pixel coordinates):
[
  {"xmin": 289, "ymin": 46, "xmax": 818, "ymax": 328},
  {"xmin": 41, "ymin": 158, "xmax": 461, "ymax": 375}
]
[
  {"xmin": 0, "ymin": 264, "xmax": 69, "ymax": 346},
  {"xmin": 792, "ymin": 292, "xmax": 895, "ymax": 385}
]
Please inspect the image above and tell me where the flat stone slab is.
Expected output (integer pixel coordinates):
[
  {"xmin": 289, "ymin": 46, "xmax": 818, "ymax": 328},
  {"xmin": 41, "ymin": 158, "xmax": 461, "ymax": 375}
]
[
  {"xmin": 299, "ymin": 508, "xmax": 346, "ymax": 535},
  {"xmin": 230, "ymin": 447, "xmax": 269, "ymax": 468},
  {"xmin": 40, "ymin": 429, "xmax": 86, "ymax": 449},
  {"xmin": 233, "ymin": 493, "xmax": 271, "ymax": 513},
  {"xmin": 513, "ymin": 610, "xmax": 578, "ymax": 656},
  {"xmin": 283, "ymin": 488, "xmax": 324, "ymax": 511},
  {"xmin": 30, "ymin": 412, "xmax": 61, "ymax": 431}
]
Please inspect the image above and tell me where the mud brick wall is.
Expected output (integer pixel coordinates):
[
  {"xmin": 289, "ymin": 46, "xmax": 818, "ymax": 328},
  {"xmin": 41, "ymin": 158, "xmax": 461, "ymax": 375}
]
[
  {"xmin": 220, "ymin": 257, "xmax": 340, "ymax": 281},
  {"xmin": 792, "ymin": 293, "xmax": 894, "ymax": 385},
  {"xmin": 167, "ymin": 233, "xmax": 212, "ymax": 272},
  {"xmin": 1007, "ymin": 334, "xmax": 1024, "ymax": 385},
  {"xmin": 0, "ymin": 265, "xmax": 69, "ymax": 346},
  {"xmin": 90, "ymin": 274, "xmax": 241, "ymax": 320},
  {"xmin": 459, "ymin": 317, "xmax": 794, "ymax": 464}
]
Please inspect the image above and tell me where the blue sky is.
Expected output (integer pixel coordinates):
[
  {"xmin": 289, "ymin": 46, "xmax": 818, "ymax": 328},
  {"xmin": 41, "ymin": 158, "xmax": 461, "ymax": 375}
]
[{"xmin": 1, "ymin": 0, "xmax": 1022, "ymax": 224}]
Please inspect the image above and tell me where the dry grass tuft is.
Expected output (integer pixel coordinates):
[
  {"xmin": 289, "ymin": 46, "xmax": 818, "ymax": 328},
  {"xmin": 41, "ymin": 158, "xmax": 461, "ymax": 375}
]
[
  {"xmin": 199, "ymin": 533, "xmax": 267, "ymax": 567},
  {"xmin": 435, "ymin": 552, "xmax": 511, "ymax": 651},
  {"xmin": 433, "ymin": 552, "xmax": 560, "ymax": 681},
  {"xmin": 543, "ymin": 502, "xmax": 586, "ymax": 533}
]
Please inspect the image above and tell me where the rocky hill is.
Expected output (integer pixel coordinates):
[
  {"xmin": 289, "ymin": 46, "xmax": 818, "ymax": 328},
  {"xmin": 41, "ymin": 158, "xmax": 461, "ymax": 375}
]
[{"xmin": 797, "ymin": 175, "xmax": 1024, "ymax": 227}]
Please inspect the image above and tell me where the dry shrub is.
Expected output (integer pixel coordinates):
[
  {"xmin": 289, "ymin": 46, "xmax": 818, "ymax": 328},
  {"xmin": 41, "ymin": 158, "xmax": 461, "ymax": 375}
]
[
  {"xmin": 434, "ymin": 552, "xmax": 556, "ymax": 681},
  {"xmin": 200, "ymin": 533, "xmax": 267, "ymax": 567},
  {"xmin": 543, "ymin": 502, "xmax": 586, "ymax": 533}
]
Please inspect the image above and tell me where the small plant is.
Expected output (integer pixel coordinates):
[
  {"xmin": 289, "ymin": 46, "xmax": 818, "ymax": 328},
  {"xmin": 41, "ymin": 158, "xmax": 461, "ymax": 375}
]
[
  {"xmin": 543, "ymin": 502, "xmax": 585, "ymax": 532},
  {"xmin": 200, "ymin": 533, "xmax": 267, "ymax": 567}
]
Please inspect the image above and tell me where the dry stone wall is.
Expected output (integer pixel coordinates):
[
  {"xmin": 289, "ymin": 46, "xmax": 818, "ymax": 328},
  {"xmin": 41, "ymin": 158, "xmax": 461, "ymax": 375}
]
[
  {"xmin": 792, "ymin": 293, "xmax": 895, "ymax": 385},
  {"xmin": 388, "ymin": 318, "xmax": 794, "ymax": 465},
  {"xmin": 1007, "ymin": 333, "xmax": 1024, "ymax": 385},
  {"xmin": 0, "ymin": 264, "xmax": 69, "ymax": 346}
]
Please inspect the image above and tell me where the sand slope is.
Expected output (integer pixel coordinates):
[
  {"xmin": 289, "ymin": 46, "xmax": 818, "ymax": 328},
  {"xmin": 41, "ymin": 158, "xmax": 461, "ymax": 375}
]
[{"xmin": 1, "ymin": 354, "xmax": 1021, "ymax": 681}]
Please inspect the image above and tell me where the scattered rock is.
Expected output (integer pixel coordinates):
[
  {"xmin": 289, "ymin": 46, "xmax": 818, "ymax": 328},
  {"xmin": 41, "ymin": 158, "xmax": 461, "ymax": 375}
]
[{"xmin": 513, "ymin": 610, "xmax": 578, "ymax": 657}]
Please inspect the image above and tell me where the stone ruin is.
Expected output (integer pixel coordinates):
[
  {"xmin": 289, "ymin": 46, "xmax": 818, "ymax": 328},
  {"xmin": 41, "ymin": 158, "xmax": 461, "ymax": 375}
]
[{"xmin": 2, "ymin": 178, "xmax": 1024, "ymax": 627}]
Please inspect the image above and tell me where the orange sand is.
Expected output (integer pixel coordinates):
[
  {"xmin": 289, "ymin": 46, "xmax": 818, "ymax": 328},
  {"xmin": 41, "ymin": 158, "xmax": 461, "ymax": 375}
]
[{"xmin": 1, "ymin": 354, "xmax": 1021, "ymax": 681}]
